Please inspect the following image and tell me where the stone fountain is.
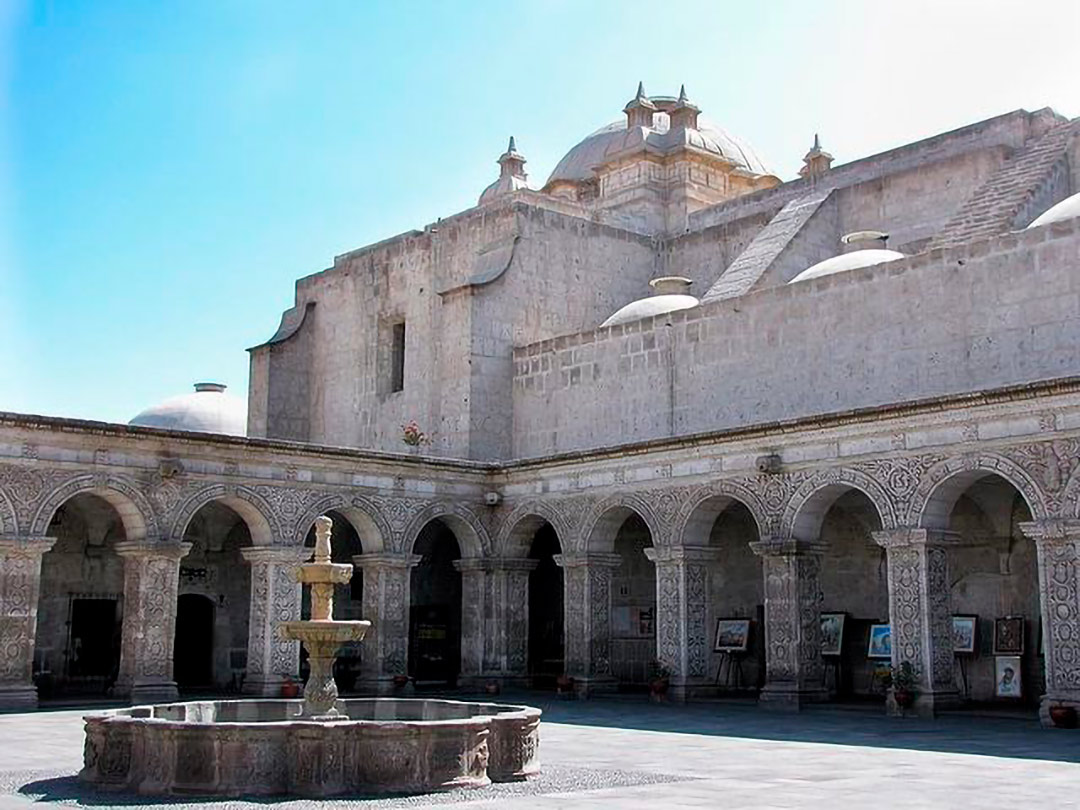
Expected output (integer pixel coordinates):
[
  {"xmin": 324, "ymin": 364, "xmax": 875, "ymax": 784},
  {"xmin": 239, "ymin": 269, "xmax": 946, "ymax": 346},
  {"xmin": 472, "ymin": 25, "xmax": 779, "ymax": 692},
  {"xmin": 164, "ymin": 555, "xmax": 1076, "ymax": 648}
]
[
  {"xmin": 279, "ymin": 515, "xmax": 368, "ymax": 718},
  {"xmin": 80, "ymin": 515, "xmax": 541, "ymax": 797}
]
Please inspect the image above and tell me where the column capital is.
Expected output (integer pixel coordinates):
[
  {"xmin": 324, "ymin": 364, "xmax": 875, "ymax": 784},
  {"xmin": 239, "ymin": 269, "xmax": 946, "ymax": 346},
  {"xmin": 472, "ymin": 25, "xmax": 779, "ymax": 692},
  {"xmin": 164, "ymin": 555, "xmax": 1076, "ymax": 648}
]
[
  {"xmin": 872, "ymin": 528, "xmax": 961, "ymax": 549},
  {"xmin": 644, "ymin": 545, "xmax": 722, "ymax": 565},
  {"xmin": 553, "ymin": 552, "xmax": 622, "ymax": 570},
  {"xmin": 114, "ymin": 540, "xmax": 191, "ymax": 560},
  {"xmin": 0, "ymin": 536, "xmax": 57, "ymax": 556},
  {"xmin": 1019, "ymin": 519, "xmax": 1080, "ymax": 544},
  {"xmin": 353, "ymin": 552, "xmax": 422, "ymax": 570},
  {"xmin": 240, "ymin": 545, "xmax": 309, "ymax": 564},
  {"xmin": 749, "ymin": 537, "xmax": 825, "ymax": 557}
]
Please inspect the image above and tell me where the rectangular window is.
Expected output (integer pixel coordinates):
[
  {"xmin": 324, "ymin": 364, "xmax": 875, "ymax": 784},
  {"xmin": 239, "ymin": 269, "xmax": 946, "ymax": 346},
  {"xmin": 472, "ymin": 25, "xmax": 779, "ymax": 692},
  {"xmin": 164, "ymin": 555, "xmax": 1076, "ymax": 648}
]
[{"xmin": 390, "ymin": 321, "xmax": 406, "ymax": 392}]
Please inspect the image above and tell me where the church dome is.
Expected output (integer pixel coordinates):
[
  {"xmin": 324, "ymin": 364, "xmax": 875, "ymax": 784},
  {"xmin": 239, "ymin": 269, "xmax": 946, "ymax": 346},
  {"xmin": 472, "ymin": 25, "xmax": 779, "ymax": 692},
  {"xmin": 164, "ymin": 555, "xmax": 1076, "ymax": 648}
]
[
  {"xmin": 788, "ymin": 249, "xmax": 906, "ymax": 284},
  {"xmin": 601, "ymin": 277, "xmax": 699, "ymax": 327},
  {"xmin": 129, "ymin": 383, "xmax": 247, "ymax": 436},
  {"xmin": 1026, "ymin": 191, "xmax": 1080, "ymax": 230},
  {"xmin": 545, "ymin": 101, "xmax": 771, "ymax": 188}
]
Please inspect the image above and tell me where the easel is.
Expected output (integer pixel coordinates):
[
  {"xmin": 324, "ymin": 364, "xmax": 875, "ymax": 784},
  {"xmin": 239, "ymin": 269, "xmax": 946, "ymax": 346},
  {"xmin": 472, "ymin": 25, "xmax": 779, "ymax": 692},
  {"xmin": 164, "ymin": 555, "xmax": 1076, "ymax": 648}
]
[
  {"xmin": 822, "ymin": 656, "xmax": 841, "ymax": 695},
  {"xmin": 955, "ymin": 654, "xmax": 971, "ymax": 698},
  {"xmin": 715, "ymin": 651, "xmax": 745, "ymax": 689}
]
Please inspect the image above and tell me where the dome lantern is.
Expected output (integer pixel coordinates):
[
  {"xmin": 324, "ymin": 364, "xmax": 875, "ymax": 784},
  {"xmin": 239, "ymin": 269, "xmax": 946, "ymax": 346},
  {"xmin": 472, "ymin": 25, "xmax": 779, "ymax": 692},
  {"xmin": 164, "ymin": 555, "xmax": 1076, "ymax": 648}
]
[{"xmin": 623, "ymin": 81, "xmax": 657, "ymax": 129}]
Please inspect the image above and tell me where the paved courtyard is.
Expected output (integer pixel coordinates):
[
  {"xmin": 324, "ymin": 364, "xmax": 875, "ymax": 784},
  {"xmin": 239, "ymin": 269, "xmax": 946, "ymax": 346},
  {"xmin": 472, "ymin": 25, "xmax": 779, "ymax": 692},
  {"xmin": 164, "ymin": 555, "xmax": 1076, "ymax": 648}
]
[{"xmin": 0, "ymin": 697, "xmax": 1077, "ymax": 809}]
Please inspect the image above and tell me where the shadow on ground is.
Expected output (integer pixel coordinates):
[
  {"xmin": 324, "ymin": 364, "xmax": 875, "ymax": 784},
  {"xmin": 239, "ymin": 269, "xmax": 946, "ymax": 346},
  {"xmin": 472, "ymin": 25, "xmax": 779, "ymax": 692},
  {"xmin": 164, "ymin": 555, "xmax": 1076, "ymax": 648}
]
[{"xmin": 506, "ymin": 692, "xmax": 1079, "ymax": 763}]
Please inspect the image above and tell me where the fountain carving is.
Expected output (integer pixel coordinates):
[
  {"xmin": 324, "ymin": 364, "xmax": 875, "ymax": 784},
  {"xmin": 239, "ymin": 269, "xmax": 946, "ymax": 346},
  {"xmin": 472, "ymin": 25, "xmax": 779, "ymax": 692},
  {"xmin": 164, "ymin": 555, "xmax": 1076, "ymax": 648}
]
[{"xmin": 80, "ymin": 515, "xmax": 541, "ymax": 797}]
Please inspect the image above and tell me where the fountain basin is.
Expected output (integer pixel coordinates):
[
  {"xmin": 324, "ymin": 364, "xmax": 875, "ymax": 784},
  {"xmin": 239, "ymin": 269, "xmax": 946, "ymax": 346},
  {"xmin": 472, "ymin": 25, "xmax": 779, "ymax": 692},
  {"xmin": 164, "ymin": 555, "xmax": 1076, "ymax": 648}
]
[{"xmin": 80, "ymin": 698, "xmax": 541, "ymax": 797}]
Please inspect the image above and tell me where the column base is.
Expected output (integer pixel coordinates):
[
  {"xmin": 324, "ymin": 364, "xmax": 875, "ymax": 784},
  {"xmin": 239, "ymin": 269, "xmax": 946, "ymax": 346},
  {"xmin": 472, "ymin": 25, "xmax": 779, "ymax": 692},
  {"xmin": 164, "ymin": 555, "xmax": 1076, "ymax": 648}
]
[
  {"xmin": 243, "ymin": 675, "xmax": 295, "ymax": 698},
  {"xmin": 0, "ymin": 684, "xmax": 39, "ymax": 711},
  {"xmin": 887, "ymin": 688, "xmax": 960, "ymax": 718},
  {"xmin": 572, "ymin": 675, "xmax": 617, "ymax": 698},
  {"xmin": 757, "ymin": 684, "xmax": 828, "ymax": 711},
  {"xmin": 124, "ymin": 681, "xmax": 179, "ymax": 705},
  {"xmin": 1040, "ymin": 694, "xmax": 1080, "ymax": 728}
]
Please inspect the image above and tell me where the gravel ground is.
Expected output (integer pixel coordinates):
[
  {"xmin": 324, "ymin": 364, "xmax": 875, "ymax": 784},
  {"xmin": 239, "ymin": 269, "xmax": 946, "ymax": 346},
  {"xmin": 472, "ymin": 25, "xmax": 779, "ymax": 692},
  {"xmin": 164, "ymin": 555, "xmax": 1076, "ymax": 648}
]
[{"xmin": 3, "ymin": 765, "xmax": 694, "ymax": 809}]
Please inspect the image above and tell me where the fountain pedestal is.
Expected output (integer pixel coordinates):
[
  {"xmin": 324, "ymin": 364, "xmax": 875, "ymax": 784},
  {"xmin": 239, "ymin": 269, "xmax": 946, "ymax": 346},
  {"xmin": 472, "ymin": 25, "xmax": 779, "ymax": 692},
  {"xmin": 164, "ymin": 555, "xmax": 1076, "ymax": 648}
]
[{"xmin": 278, "ymin": 515, "xmax": 369, "ymax": 718}]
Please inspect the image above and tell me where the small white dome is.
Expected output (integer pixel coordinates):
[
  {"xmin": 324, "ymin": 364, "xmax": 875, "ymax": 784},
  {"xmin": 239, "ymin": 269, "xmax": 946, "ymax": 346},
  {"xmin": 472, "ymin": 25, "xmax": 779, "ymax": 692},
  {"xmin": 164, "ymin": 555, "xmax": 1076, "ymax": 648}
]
[
  {"xmin": 789, "ymin": 249, "xmax": 906, "ymax": 284},
  {"xmin": 601, "ymin": 294, "xmax": 699, "ymax": 327},
  {"xmin": 1026, "ymin": 191, "xmax": 1080, "ymax": 230},
  {"xmin": 129, "ymin": 383, "xmax": 247, "ymax": 436}
]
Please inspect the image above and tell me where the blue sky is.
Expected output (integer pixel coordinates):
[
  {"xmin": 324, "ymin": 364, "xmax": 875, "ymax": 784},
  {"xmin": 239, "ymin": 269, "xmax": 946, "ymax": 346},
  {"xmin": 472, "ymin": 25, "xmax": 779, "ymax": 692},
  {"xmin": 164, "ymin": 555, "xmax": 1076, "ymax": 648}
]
[{"xmin": 2, "ymin": 0, "xmax": 1077, "ymax": 424}]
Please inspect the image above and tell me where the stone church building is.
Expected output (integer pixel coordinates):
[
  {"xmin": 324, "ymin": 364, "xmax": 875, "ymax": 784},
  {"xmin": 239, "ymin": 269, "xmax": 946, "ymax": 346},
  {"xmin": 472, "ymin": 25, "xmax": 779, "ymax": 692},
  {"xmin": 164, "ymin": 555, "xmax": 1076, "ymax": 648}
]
[{"xmin": 3, "ymin": 85, "xmax": 1080, "ymax": 724}]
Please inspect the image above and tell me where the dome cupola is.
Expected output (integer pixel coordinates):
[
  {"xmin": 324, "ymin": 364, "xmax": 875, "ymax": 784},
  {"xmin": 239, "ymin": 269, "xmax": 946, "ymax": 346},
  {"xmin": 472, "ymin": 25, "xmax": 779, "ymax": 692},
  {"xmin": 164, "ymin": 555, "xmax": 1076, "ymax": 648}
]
[
  {"xmin": 129, "ymin": 382, "xmax": 247, "ymax": 436},
  {"xmin": 600, "ymin": 276, "xmax": 699, "ymax": 328}
]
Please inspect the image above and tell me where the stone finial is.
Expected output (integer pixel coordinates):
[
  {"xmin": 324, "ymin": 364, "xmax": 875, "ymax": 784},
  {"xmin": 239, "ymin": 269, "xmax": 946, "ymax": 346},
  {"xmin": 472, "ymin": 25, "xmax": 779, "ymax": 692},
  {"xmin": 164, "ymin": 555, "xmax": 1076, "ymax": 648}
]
[
  {"xmin": 624, "ymin": 80, "xmax": 657, "ymax": 128},
  {"xmin": 670, "ymin": 83, "xmax": 701, "ymax": 130},
  {"xmin": 314, "ymin": 515, "xmax": 333, "ymax": 563},
  {"xmin": 800, "ymin": 132, "xmax": 834, "ymax": 179}
]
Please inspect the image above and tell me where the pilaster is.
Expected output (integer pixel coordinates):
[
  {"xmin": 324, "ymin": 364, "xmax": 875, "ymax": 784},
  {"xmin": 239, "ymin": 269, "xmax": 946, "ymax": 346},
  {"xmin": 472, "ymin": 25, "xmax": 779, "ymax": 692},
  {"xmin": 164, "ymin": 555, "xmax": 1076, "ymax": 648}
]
[
  {"xmin": 873, "ymin": 528, "xmax": 961, "ymax": 717},
  {"xmin": 1019, "ymin": 520, "xmax": 1080, "ymax": 726},
  {"xmin": 0, "ymin": 536, "xmax": 56, "ymax": 709},
  {"xmin": 644, "ymin": 546, "xmax": 720, "ymax": 701},
  {"xmin": 114, "ymin": 540, "xmax": 191, "ymax": 704},
  {"xmin": 750, "ymin": 537, "xmax": 827, "ymax": 710},
  {"xmin": 354, "ymin": 552, "xmax": 421, "ymax": 693},
  {"xmin": 240, "ymin": 546, "xmax": 307, "ymax": 697},
  {"xmin": 553, "ymin": 553, "xmax": 621, "ymax": 695}
]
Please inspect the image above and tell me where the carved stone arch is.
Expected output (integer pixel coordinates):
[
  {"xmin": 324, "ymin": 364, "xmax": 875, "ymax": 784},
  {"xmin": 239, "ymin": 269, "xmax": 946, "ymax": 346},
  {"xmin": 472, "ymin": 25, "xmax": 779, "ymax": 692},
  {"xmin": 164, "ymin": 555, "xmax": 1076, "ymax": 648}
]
[
  {"xmin": 675, "ymin": 479, "xmax": 769, "ymax": 548},
  {"xmin": 30, "ymin": 473, "xmax": 159, "ymax": 541},
  {"xmin": 496, "ymin": 500, "xmax": 571, "ymax": 557},
  {"xmin": 402, "ymin": 501, "xmax": 490, "ymax": 558},
  {"xmin": 782, "ymin": 466, "xmax": 898, "ymax": 542},
  {"xmin": 0, "ymin": 486, "xmax": 17, "ymax": 534},
  {"xmin": 169, "ymin": 483, "xmax": 280, "ymax": 547},
  {"xmin": 580, "ymin": 493, "xmax": 663, "ymax": 553},
  {"xmin": 291, "ymin": 493, "xmax": 390, "ymax": 553},
  {"xmin": 913, "ymin": 453, "xmax": 1050, "ymax": 530}
]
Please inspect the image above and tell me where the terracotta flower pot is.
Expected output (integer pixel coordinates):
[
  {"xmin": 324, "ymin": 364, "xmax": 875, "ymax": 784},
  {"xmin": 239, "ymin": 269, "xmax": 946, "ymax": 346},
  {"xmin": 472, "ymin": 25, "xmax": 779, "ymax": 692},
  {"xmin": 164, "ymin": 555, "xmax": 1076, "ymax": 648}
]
[
  {"xmin": 893, "ymin": 688, "xmax": 915, "ymax": 709},
  {"xmin": 393, "ymin": 674, "xmax": 410, "ymax": 688},
  {"xmin": 485, "ymin": 682, "xmax": 501, "ymax": 696},
  {"xmin": 556, "ymin": 675, "xmax": 574, "ymax": 694},
  {"xmin": 280, "ymin": 680, "xmax": 300, "ymax": 699},
  {"xmin": 1049, "ymin": 705, "xmax": 1078, "ymax": 729}
]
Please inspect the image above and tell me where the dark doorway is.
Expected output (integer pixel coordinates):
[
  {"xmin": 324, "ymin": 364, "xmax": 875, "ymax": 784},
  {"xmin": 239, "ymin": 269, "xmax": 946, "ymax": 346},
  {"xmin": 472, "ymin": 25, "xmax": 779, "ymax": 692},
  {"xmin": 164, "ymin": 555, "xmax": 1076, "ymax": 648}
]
[
  {"xmin": 67, "ymin": 598, "xmax": 121, "ymax": 690},
  {"xmin": 174, "ymin": 594, "xmax": 215, "ymax": 689},
  {"xmin": 409, "ymin": 520, "xmax": 462, "ymax": 686},
  {"xmin": 528, "ymin": 524, "xmax": 564, "ymax": 686}
]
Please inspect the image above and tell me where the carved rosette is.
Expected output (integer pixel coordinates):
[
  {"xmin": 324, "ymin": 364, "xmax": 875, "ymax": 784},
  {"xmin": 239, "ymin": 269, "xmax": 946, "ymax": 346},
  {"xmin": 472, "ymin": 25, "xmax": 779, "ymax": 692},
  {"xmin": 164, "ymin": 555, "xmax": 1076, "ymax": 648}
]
[
  {"xmin": 240, "ymin": 546, "xmax": 308, "ymax": 696},
  {"xmin": 114, "ymin": 540, "xmax": 192, "ymax": 702},
  {"xmin": 1020, "ymin": 521, "xmax": 1080, "ymax": 710},
  {"xmin": 750, "ymin": 537, "xmax": 825, "ymax": 704},
  {"xmin": 554, "ymin": 553, "xmax": 620, "ymax": 681},
  {"xmin": 873, "ymin": 528, "xmax": 958, "ymax": 713},
  {"xmin": 0, "ymin": 536, "xmax": 56, "ymax": 705},
  {"xmin": 354, "ymin": 553, "xmax": 421, "ymax": 682},
  {"xmin": 644, "ymin": 546, "xmax": 719, "ymax": 684}
]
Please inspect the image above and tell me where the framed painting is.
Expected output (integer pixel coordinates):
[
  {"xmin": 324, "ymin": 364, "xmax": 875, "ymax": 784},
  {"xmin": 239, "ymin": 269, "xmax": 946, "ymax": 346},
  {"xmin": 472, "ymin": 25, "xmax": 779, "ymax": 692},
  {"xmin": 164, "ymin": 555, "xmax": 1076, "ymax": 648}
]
[
  {"xmin": 995, "ymin": 655, "xmax": 1022, "ymax": 698},
  {"xmin": 820, "ymin": 612, "xmax": 846, "ymax": 656},
  {"xmin": 867, "ymin": 623, "xmax": 892, "ymax": 659},
  {"xmin": 994, "ymin": 616, "xmax": 1024, "ymax": 655},
  {"xmin": 714, "ymin": 618, "xmax": 751, "ymax": 653},
  {"xmin": 952, "ymin": 615, "xmax": 977, "ymax": 654}
]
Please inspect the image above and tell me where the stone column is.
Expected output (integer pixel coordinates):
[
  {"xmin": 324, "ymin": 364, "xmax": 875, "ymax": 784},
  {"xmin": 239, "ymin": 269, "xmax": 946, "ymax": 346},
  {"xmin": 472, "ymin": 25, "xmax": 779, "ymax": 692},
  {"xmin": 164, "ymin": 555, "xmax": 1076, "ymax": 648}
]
[
  {"xmin": 750, "ymin": 537, "xmax": 827, "ymax": 710},
  {"xmin": 873, "ymin": 528, "xmax": 959, "ymax": 716},
  {"xmin": 240, "ymin": 546, "xmax": 307, "ymax": 697},
  {"xmin": 645, "ymin": 546, "xmax": 720, "ymax": 701},
  {"xmin": 0, "ymin": 536, "xmax": 56, "ymax": 709},
  {"xmin": 553, "ymin": 553, "xmax": 621, "ymax": 695},
  {"xmin": 354, "ymin": 552, "xmax": 420, "ymax": 693},
  {"xmin": 452, "ymin": 558, "xmax": 538, "ymax": 687},
  {"xmin": 114, "ymin": 540, "xmax": 191, "ymax": 704},
  {"xmin": 1019, "ymin": 520, "xmax": 1080, "ymax": 726}
]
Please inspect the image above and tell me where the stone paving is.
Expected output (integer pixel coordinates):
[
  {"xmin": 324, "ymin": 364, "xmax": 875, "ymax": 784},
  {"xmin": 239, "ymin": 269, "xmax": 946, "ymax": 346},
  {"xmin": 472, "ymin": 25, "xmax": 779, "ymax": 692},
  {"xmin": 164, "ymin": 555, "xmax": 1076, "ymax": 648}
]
[{"xmin": 0, "ymin": 696, "xmax": 1077, "ymax": 809}]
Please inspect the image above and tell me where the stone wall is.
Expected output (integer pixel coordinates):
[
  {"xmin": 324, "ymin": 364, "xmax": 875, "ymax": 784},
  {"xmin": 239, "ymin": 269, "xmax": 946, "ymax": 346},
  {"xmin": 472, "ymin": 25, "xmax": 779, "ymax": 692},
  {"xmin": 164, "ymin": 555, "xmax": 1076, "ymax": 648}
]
[{"xmin": 512, "ymin": 219, "xmax": 1080, "ymax": 458}]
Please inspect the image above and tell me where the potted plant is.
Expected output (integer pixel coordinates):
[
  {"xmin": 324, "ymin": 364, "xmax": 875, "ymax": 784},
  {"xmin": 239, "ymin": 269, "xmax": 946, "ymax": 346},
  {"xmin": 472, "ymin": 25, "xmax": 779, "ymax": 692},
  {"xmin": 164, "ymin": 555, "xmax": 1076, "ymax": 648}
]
[
  {"xmin": 280, "ymin": 677, "xmax": 300, "ymax": 699},
  {"xmin": 393, "ymin": 674, "xmax": 410, "ymax": 689},
  {"xmin": 485, "ymin": 680, "xmax": 501, "ymax": 697},
  {"xmin": 649, "ymin": 660, "xmax": 671, "ymax": 700},
  {"xmin": 1049, "ymin": 703, "xmax": 1078, "ymax": 729},
  {"xmin": 883, "ymin": 661, "xmax": 917, "ymax": 709},
  {"xmin": 401, "ymin": 421, "xmax": 430, "ymax": 453},
  {"xmin": 555, "ymin": 674, "xmax": 575, "ymax": 695}
]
